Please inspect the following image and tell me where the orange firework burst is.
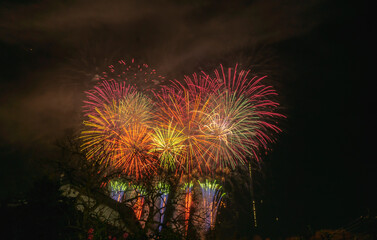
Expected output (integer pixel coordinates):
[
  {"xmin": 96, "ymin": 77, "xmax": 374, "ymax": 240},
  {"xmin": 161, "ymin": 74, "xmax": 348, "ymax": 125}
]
[
  {"xmin": 111, "ymin": 124, "xmax": 157, "ymax": 180},
  {"xmin": 81, "ymin": 101, "xmax": 121, "ymax": 166},
  {"xmin": 81, "ymin": 80, "xmax": 156, "ymax": 177}
]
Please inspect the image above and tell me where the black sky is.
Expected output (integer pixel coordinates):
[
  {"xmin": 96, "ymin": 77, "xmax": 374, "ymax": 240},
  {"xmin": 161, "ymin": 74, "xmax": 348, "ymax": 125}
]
[{"xmin": 0, "ymin": 0, "xmax": 374, "ymax": 236}]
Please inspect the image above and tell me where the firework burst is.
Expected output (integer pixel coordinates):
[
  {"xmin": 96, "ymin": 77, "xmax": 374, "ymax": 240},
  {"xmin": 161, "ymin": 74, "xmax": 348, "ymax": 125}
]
[
  {"xmin": 81, "ymin": 79, "xmax": 156, "ymax": 176},
  {"xmin": 154, "ymin": 88, "xmax": 214, "ymax": 175},
  {"xmin": 110, "ymin": 124, "xmax": 157, "ymax": 179},
  {"xmin": 150, "ymin": 122, "xmax": 186, "ymax": 171},
  {"xmin": 83, "ymin": 80, "xmax": 136, "ymax": 117},
  {"xmin": 102, "ymin": 58, "xmax": 166, "ymax": 92},
  {"xmin": 80, "ymin": 101, "xmax": 121, "ymax": 165},
  {"xmin": 207, "ymin": 64, "xmax": 285, "ymax": 164},
  {"xmin": 117, "ymin": 92, "xmax": 155, "ymax": 127},
  {"xmin": 200, "ymin": 91, "xmax": 259, "ymax": 170}
]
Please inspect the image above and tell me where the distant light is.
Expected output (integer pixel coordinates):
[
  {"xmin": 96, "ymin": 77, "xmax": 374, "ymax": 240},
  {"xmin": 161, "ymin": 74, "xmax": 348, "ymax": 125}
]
[{"xmin": 275, "ymin": 217, "xmax": 279, "ymax": 221}]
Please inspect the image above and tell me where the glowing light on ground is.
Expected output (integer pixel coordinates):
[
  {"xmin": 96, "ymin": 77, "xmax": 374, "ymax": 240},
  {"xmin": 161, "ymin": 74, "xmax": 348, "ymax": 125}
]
[
  {"xmin": 198, "ymin": 179, "xmax": 225, "ymax": 231},
  {"xmin": 109, "ymin": 180, "xmax": 128, "ymax": 202},
  {"xmin": 156, "ymin": 183, "xmax": 170, "ymax": 232},
  {"xmin": 132, "ymin": 185, "xmax": 146, "ymax": 221},
  {"xmin": 183, "ymin": 181, "xmax": 193, "ymax": 234}
]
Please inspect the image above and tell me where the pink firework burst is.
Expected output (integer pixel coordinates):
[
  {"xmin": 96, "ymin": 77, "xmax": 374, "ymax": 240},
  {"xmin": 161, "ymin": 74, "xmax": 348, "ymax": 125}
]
[
  {"xmin": 100, "ymin": 58, "xmax": 166, "ymax": 93},
  {"xmin": 203, "ymin": 64, "xmax": 285, "ymax": 166},
  {"xmin": 83, "ymin": 80, "xmax": 137, "ymax": 117}
]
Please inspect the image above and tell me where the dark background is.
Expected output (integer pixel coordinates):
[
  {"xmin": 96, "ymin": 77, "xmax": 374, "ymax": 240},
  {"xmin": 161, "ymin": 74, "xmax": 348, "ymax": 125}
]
[{"xmin": 0, "ymin": 0, "xmax": 374, "ymax": 237}]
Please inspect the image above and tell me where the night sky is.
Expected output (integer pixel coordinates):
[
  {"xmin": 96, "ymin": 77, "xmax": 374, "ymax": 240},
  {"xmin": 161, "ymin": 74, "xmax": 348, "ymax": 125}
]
[{"xmin": 0, "ymin": 0, "xmax": 374, "ymax": 236}]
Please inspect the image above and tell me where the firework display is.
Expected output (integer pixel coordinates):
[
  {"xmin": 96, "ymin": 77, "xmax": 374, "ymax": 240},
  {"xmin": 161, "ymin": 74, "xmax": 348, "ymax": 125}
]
[
  {"xmin": 153, "ymin": 64, "xmax": 283, "ymax": 174},
  {"xmin": 80, "ymin": 59, "xmax": 284, "ymax": 232},
  {"xmin": 82, "ymin": 61, "xmax": 282, "ymax": 176}
]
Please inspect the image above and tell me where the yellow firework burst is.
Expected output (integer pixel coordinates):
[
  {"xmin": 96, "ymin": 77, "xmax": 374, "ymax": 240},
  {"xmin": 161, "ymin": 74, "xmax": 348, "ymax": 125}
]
[{"xmin": 150, "ymin": 122, "xmax": 186, "ymax": 171}]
